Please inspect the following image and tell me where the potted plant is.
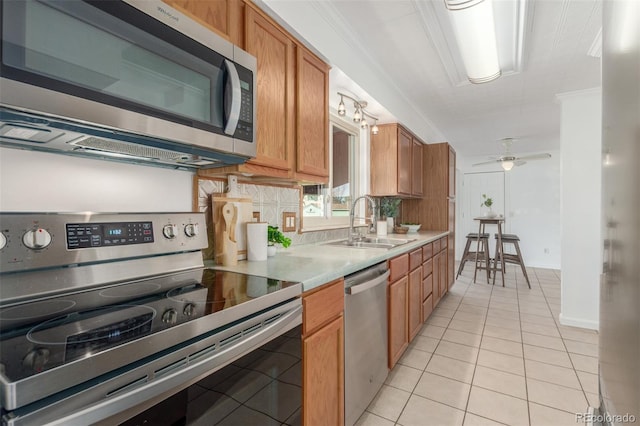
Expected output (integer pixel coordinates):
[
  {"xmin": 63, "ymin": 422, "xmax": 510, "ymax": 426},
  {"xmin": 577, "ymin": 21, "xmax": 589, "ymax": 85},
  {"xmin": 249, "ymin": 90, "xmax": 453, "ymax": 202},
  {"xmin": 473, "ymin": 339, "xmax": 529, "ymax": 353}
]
[
  {"xmin": 267, "ymin": 225, "xmax": 291, "ymax": 256},
  {"xmin": 480, "ymin": 194, "xmax": 496, "ymax": 218},
  {"xmin": 379, "ymin": 197, "xmax": 401, "ymax": 229}
]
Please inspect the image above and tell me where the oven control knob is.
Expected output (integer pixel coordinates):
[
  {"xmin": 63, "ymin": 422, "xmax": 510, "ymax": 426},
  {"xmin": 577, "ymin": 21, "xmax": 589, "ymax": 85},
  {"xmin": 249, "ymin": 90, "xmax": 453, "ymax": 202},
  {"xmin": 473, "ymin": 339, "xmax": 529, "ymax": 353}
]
[
  {"xmin": 162, "ymin": 308, "xmax": 178, "ymax": 325},
  {"xmin": 184, "ymin": 223, "xmax": 199, "ymax": 238},
  {"xmin": 23, "ymin": 348, "xmax": 50, "ymax": 372},
  {"xmin": 183, "ymin": 303, "xmax": 197, "ymax": 317},
  {"xmin": 162, "ymin": 224, "xmax": 177, "ymax": 239},
  {"xmin": 23, "ymin": 228, "xmax": 52, "ymax": 250},
  {"xmin": 0, "ymin": 232, "xmax": 6, "ymax": 250}
]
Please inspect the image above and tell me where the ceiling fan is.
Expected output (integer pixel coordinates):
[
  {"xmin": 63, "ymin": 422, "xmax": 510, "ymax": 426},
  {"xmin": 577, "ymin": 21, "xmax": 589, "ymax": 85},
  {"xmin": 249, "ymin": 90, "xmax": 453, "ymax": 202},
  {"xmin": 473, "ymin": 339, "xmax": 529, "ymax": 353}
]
[{"xmin": 473, "ymin": 138, "xmax": 551, "ymax": 171}]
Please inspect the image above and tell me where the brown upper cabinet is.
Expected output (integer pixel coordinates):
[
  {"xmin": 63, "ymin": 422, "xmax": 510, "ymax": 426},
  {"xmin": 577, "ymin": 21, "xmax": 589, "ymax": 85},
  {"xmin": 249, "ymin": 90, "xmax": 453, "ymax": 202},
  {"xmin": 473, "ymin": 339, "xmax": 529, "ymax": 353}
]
[
  {"xmin": 294, "ymin": 46, "xmax": 330, "ymax": 183},
  {"xmin": 162, "ymin": 0, "xmax": 245, "ymax": 46},
  {"xmin": 244, "ymin": 5, "xmax": 295, "ymax": 177},
  {"xmin": 403, "ymin": 142, "xmax": 457, "ymax": 291},
  {"xmin": 370, "ymin": 124, "xmax": 423, "ymax": 197},
  {"xmin": 192, "ymin": 1, "xmax": 330, "ymax": 183}
]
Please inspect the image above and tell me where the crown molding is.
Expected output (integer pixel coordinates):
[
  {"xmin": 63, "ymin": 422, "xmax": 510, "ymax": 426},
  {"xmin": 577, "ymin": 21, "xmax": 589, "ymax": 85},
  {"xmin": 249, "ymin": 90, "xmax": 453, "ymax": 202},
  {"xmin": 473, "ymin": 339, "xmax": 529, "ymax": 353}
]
[{"xmin": 306, "ymin": 0, "xmax": 447, "ymax": 141}]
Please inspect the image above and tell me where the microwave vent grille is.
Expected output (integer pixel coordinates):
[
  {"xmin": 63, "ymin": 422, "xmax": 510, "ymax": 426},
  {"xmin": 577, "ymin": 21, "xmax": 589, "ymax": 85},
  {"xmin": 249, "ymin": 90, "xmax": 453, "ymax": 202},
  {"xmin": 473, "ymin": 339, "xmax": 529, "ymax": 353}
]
[{"xmin": 72, "ymin": 137, "xmax": 195, "ymax": 162}]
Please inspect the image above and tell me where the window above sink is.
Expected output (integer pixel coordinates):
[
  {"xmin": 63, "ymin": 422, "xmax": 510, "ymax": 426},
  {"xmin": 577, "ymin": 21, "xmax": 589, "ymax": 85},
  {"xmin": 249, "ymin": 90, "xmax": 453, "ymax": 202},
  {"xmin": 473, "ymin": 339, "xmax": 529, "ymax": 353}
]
[{"xmin": 302, "ymin": 115, "xmax": 367, "ymax": 232}]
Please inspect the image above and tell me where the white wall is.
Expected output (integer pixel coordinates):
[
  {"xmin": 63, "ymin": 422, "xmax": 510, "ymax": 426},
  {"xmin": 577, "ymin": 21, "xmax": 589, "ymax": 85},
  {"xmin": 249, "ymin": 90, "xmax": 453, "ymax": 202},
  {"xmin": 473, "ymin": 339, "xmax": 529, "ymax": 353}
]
[
  {"xmin": 557, "ymin": 88, "xmax": 602, "ymax": 330},
  {"xmin": 0, "ymin": 148, "xmax": 193, "ymax": 212},
  {"xmin": 455, "ymin": 151, "xmax": 562, "ymax": 269}
]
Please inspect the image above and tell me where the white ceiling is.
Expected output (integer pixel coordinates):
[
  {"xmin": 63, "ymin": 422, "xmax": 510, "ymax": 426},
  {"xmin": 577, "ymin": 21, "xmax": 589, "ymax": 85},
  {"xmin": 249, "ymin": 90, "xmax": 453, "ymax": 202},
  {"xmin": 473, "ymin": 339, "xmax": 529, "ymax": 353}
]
[{"xmin": 258, "ymin": 0, "xmax": 602, "ymax": 159}]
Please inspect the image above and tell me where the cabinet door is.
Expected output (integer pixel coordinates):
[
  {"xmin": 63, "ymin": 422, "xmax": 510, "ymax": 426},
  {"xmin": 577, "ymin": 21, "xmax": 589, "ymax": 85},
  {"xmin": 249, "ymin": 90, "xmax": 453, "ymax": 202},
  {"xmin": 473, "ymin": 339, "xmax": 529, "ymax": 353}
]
[
  {"xmin": 388, "ymin": 276, "xmax": 408, "ymax": 368},
  {"xmin": 423, "ymin": 294, "xmax": 433, "ymax": 321},
  {"xmin": 163, "ymin": 0, "xmax": 244, "ymax": 45},
  {"xmin": 245, "ymin": 7, "xmax": 294, "ymax": 173},
  {"xmin": 422, "ymin": 270, "xmax": 433, "ymax": 299},
  {"xmin": 295, "ymin": 46, "xmax": 330, "ymax": 182},
  {"xmin": 303, "ymin": 315, "xmax": 344, "ymax": 426},
  {"xmin": 448, "ymin": 146, "xmax": 456, "ymax": 198},
  {"xmin": 408, "ymin": 267, "xmax": 423, "ymax": 341},
  {"xmin": 439, "ymin": 249, "xmax": 447, "ymax": 298},
  {"xmin": 432, "ymin": 252, "xmax": 441, "ymax": 306},
  {"xmin": 370, "ymin": 124, "xmax": 398, "ymax": 196},
  {"xmin": 412, "ymin": 138, "xmax": 423, "ymax": 196},
  {"xmin": 397, "ymin": 128, "xmax": 412, "ymax": 195},
  {"xmin": 448, "ymin": 201, "xmax": 456, "ymax": 289}
]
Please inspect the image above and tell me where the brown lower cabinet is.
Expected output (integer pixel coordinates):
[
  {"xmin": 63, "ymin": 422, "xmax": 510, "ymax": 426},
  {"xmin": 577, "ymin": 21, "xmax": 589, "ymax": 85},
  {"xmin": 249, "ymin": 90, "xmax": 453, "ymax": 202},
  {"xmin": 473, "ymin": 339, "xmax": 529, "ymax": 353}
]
[
  {"xmin": 388, "ymin": 254, "xmax": 409, "ymax": 369},
  {"xmin": 408, "ymin": 250, "xmax": 423, "ymax": 341},
  {"xmin": 302, "ymin": 279, "xmax": 345, "ymax": 426},
  {"xmin": 439, "ymin": 239, "xmax": 448, "ymax": 298},
  {"xmin": 422, "ymin": 242, "xmax": 434, "ymax": 320},
  {"xmin": 388, "ymin": 237, "xmax": 449, "ymax": 369}
]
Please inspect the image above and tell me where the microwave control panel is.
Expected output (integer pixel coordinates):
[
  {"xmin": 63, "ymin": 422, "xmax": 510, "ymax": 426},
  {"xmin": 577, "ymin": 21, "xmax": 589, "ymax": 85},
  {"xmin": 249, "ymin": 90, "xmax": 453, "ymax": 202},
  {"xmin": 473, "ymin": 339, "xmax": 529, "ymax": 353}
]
[{"xmin": 234, "ymin": 64, "xmax": 254, "ymax": 142}]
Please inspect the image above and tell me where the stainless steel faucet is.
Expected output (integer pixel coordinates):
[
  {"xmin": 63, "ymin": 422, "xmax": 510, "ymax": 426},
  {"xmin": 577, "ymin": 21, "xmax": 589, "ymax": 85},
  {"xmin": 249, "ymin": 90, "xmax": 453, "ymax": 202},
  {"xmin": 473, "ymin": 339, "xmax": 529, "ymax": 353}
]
[{"xmin": 348, "ymin": 195, "xmax": 377, "ymax": 243}]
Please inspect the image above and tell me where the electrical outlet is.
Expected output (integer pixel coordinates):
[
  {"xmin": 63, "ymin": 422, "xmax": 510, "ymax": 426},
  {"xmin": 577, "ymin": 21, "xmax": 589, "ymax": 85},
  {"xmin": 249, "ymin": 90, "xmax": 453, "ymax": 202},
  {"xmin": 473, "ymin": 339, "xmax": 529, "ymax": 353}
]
[{"xmin": 282, "ymin": 212, "xmax": 296, "ymax": 232}]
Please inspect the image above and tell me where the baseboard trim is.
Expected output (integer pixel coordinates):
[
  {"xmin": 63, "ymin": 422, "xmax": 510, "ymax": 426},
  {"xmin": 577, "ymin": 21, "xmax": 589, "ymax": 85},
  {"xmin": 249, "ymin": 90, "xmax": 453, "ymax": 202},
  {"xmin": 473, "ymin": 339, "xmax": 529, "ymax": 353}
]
[{"xmin": 559, "ymin": 313, "xmax": 599, "ymax": 330}]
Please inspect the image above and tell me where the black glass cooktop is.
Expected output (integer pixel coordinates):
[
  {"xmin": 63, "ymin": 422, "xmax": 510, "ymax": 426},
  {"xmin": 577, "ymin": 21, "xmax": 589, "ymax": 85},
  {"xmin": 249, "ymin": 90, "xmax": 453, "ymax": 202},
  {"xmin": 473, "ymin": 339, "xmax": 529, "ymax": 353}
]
[{"xmin": 0, "ymin": 269, "xmax": 299, "ymax": 382}]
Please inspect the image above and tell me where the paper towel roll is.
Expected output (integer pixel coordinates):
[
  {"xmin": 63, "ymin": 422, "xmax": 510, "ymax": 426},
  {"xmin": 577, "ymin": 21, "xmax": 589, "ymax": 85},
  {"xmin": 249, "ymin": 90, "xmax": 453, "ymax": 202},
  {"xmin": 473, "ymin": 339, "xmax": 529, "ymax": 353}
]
[
  {"xmin": 377, "ymin": 220, "xmax": 387, "ymax": 236},
  {"xmin": 246, "ymin": 222, "xmax": 267, "ymax": 261}
]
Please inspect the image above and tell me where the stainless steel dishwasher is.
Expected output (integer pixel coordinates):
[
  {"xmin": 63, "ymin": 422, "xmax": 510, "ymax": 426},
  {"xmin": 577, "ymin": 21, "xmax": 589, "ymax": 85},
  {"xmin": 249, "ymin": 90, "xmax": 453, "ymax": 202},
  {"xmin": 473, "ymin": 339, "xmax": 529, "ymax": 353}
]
[{"xmin": 344, "ymin": 261, "xmax": 390, "ymax": 426}]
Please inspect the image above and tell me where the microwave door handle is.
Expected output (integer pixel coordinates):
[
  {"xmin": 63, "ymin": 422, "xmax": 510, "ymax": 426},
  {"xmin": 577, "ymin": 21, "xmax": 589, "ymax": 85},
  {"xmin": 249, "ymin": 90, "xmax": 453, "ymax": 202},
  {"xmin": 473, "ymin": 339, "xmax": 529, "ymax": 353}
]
[{"xmin": 223, "ymin": 59, "xmax": 241, "ymax": 135}]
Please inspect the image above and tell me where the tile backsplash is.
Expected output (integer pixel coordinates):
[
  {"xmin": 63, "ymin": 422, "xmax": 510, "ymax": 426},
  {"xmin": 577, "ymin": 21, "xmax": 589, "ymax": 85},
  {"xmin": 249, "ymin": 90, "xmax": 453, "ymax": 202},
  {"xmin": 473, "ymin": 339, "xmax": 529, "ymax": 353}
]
[{"xmin": 197, "ymin": 177, "xmax": 348, "ymax": 248}]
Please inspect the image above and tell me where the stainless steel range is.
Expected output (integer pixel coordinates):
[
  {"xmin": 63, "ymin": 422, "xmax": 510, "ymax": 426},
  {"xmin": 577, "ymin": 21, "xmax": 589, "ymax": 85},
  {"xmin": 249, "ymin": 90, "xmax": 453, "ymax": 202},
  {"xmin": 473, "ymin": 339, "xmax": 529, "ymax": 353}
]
[{"xmin": 0, "ymin": 212, "xmax": 302, "ymax": 426}]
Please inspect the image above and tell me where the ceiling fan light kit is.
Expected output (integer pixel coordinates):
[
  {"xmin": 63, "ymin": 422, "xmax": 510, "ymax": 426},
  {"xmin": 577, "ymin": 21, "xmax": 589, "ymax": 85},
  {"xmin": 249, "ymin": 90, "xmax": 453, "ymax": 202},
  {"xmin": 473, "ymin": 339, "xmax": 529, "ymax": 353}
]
[
  {"xmin": 501, "ymin": 160, "xmax": 514, "ymax": 171},
  {"xmin": 472, "ymin": 138, "xmax": 552, "ymax": 170},
  {"xmin": 445, "ymin": 0, "xmax": 502, "ymax": 84}
]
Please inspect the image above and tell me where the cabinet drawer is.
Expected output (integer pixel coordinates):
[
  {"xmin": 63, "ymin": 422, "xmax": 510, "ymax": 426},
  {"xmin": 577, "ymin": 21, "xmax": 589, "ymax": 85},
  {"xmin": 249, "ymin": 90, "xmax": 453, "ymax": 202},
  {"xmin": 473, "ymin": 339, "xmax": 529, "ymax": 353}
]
[
  {"xmin": 433, "ymin": 238, "xmax": 441, "ymax": 253},
  {"xmin": 303, "ymin": 278, "xmax": 344, "ymax": 335},
  {"xmin": 422, "ymin": 258, "xmax": 433, "ymax": 278},
  {"xmin": 440, "ymin": 236, "xmax": 448, "ymax": 250},
  {"xmin": 422, "ymin": 273, "xmax": 433, "ymax": 300},
  {"xmin": 422, "ymin": 294, "xmax": 433, "ymax": 320},
  {"xmin": 409, "ymin": 248, "xmax": 422, "ymax": 271},
  {"xmin": 389, "ymin": 253, "xmax": 409, "ymax": 283},
  {"xmin": 422, "ymin": 242, "xmax": 433, "ymax": 260}
]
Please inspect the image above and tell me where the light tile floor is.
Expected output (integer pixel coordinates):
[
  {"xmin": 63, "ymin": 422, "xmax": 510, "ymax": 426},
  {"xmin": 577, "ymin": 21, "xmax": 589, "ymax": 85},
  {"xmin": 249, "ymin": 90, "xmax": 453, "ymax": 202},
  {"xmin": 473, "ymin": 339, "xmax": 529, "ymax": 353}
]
[{"xmin": 358, "ymin": 264, "xmax": 599, "ymax": 426}]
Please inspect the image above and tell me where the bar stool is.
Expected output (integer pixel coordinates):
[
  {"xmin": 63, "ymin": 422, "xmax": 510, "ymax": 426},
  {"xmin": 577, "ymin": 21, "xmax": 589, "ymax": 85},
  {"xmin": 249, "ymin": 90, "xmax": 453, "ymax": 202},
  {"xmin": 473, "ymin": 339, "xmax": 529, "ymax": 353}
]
[
  {"xmin": 456, "ymin": 232, "xmax": 491, "ymax": 281},
  {"xmin": 493, "ymin": 233, "xmax": 531, "ymax": 288}
]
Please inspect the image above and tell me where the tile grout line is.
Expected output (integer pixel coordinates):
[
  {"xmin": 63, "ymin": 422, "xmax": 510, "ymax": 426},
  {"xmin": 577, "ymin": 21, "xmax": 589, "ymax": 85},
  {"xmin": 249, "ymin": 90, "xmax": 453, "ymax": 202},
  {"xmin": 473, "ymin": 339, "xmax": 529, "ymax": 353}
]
[
  {"xmin": 533, "ymin": 267, "xmax": 594, "ymax": 410},
  {"xmin": 516, "ymin": 266, "xmax": 533, "ymax": 426},
  {"xmin": 390, "ymin": 282, "xmax": 465, "ymax": 425},
  {"xmin": 460, "ymin": 274, "xmax": 493, "ymax": 425}
]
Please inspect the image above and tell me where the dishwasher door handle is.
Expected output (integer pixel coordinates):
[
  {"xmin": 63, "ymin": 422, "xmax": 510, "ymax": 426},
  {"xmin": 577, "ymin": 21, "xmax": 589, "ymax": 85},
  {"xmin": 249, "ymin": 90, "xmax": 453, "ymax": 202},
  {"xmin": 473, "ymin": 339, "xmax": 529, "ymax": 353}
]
[{"xmin": 346, "ymin": 270, "xmax": 390, "ymax": 295}]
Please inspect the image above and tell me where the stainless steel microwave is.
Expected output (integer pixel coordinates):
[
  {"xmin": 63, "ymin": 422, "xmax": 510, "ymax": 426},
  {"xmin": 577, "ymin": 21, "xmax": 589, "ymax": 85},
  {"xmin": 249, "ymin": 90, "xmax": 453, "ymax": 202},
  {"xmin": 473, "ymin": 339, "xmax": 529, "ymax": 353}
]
[{"xmin": 0, "ymin": 0, "xmax": 256, "ymax": 169}]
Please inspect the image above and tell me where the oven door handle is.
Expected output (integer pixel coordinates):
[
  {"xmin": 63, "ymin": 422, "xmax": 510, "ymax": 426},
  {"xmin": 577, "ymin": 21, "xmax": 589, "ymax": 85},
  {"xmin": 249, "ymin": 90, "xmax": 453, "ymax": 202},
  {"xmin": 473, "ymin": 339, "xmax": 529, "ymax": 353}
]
[{"xmin": 26, "ymin": 300, "xmax": 302, "ymax": 426}]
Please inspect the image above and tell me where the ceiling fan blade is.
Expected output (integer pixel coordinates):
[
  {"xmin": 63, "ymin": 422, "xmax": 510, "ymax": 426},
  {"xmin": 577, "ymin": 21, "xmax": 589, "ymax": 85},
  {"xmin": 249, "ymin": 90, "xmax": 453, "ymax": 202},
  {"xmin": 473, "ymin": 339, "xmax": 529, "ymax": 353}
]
[
  {"xmin": 516, "ymin": 153, "xmax": 551, "ymax": 161},
  {"xmin": 514, "ymin": 160, "xmax": 526, "ymax": 166},
  {"xmin": 472, "ymin": 159, "xmax": 501, "ymax": 166}
]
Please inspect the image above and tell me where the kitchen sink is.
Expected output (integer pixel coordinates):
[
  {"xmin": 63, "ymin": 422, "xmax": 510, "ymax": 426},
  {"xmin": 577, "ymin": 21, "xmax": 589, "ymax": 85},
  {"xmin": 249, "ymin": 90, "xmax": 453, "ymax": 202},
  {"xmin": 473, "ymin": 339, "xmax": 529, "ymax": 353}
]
[{"xmin": 325, "ymin": 237, "xmax": 416, "ymax": 249}]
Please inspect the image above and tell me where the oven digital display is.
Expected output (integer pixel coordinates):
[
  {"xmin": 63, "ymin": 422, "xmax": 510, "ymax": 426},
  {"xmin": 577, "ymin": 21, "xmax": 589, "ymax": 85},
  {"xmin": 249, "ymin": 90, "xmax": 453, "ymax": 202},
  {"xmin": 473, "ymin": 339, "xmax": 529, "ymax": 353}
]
[
  {"xmin": 105, "ymin": 225, "xmax": 126, "ymax": 237},
  {"xmin": 66, "ymin": 221, "xmax": 154, "ymax": 249}
]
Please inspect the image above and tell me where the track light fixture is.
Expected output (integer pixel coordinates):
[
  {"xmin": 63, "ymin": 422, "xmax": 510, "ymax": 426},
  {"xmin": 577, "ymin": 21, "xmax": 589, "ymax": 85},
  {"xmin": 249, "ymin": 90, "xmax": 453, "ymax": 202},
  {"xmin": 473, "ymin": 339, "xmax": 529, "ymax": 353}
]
[{"xmin": 336, "ymin": 92, "xmax": 380, "ymax": 134}]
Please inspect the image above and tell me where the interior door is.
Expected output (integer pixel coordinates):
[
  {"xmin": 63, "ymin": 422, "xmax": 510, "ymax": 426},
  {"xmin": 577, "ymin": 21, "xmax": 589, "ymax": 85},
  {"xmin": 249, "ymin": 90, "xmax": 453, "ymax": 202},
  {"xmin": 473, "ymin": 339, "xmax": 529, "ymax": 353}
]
[{"xmin": 459, "ymin": 172, "xmax": 505, "ymax": 258}]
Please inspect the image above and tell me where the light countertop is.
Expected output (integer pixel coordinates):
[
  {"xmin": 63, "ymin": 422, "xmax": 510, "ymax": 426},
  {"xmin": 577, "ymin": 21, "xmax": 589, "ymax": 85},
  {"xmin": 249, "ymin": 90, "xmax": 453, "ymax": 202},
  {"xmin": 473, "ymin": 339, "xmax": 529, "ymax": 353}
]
[{"xmin": 205, "ymin": 230, "xmax": 449, "ymax": 292}]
